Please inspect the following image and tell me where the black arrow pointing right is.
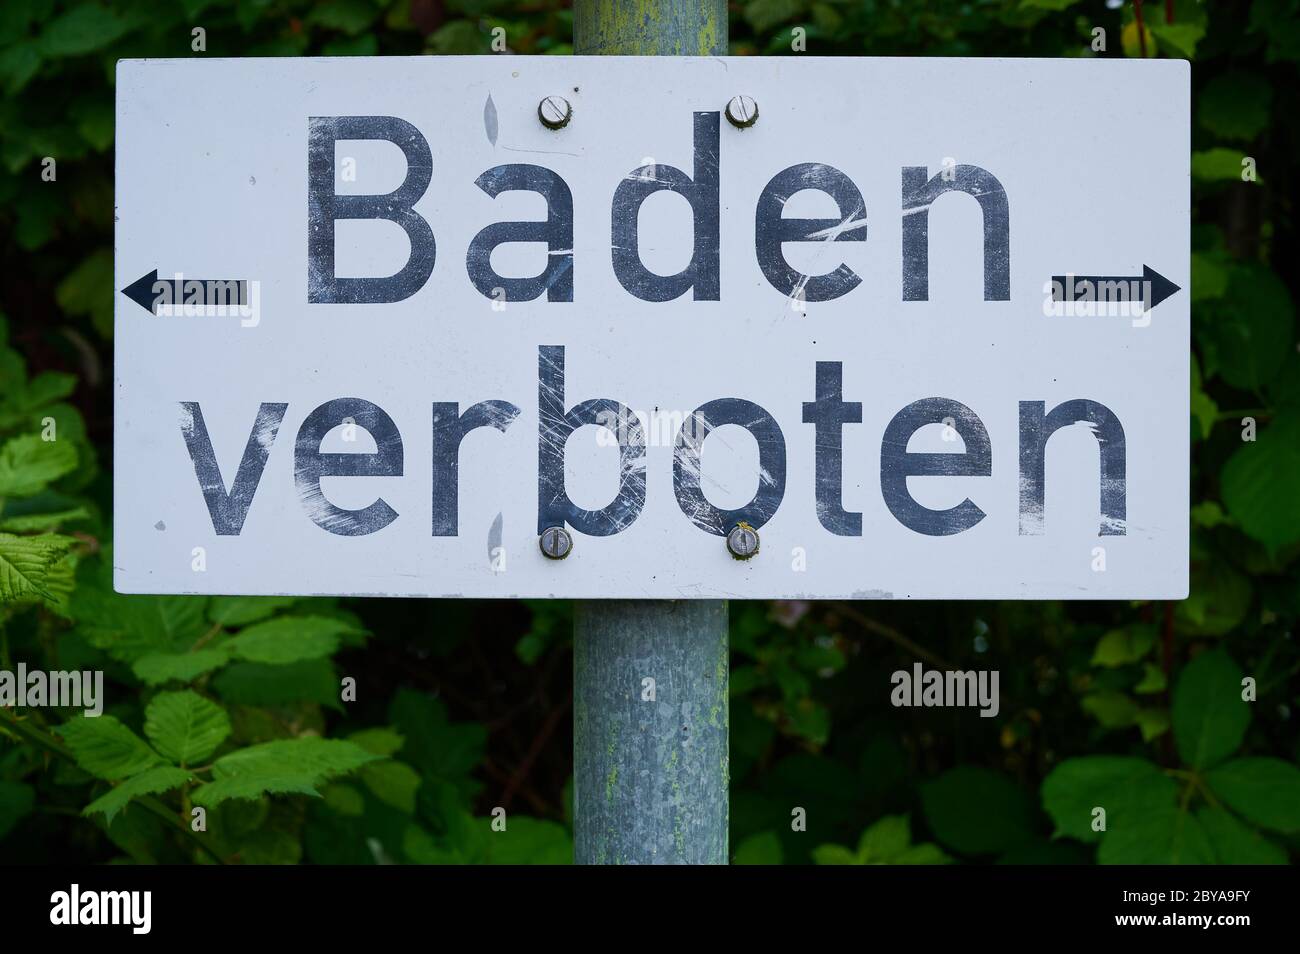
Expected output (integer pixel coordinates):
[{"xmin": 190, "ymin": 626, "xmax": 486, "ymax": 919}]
[{"xmin": 1050, "ymin": 265, "xmax": 1181, "ymax": 313}]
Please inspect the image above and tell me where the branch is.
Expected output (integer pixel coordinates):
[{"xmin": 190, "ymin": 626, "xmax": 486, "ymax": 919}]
[{"xmin": 0, "ymin": 707, "xmax": 226, "ymax": 864}]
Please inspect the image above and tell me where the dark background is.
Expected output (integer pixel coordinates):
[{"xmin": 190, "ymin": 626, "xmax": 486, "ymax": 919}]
[{"xmin": 1, "ymin": 0, "xmax": 1297, "ymax": 865}]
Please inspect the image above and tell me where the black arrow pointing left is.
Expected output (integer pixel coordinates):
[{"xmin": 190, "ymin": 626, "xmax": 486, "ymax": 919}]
[{"xmin": 121, "ymin": 269, "xmax": 250, "ymax": 315}]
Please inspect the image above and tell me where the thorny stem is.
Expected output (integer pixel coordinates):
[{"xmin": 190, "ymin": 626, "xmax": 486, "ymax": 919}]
[
  {"xmin": 835, "ymin": 603, "xmax": 954, "ymax": 671},
  {"xmin": 190, "ymin": 621, "xmax": 223, "ymax": 652},
  {"xmin": 0, "ymin": 706, "xmax": 226, "ymax": 864}
]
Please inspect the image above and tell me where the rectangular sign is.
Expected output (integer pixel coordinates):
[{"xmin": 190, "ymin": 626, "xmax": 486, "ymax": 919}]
[{"xmin": 114, "ymin": 56, "xmax": 1189, "ymax": 599}]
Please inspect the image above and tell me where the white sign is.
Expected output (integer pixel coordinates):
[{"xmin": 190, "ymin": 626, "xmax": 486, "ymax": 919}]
[{"xmin": 114, "ymin": 56, "xmax": 1189, "ymax": 600}]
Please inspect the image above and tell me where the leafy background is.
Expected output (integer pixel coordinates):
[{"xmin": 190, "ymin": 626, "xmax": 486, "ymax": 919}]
[{"xmin": 2, "ymin": 0, "xmax": 1298, "ymax": 865}]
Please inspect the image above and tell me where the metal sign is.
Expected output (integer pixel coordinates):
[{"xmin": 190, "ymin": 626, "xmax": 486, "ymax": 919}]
[{"xmin": 114, "ymin": 56, "xmax": 1189, "ymax": 599}]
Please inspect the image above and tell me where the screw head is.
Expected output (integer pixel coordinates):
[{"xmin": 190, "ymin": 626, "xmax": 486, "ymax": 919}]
[
  {"xmin": 538, "ymin": 96, "xmax": 572, "ymax": 130},
  {"xmin": 539, "ymin": 526, "xmax": 573, "ymax": 560},
  {"xmin": 724, "ymin": 95, "xmax": 758, "ymax": 129},
  {"xmin": 726, "ymin": 523, "xmax": 760, "ymax": 560}
]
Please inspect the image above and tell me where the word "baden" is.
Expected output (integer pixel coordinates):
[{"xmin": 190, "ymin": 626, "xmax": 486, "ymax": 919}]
[{"xmin": 307, "ymin": 112, "xmax": 1010, "ymax": 305}]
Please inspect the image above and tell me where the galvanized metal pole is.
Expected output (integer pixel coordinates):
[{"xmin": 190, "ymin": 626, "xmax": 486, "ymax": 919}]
[{"xmin": 571, "ymin": 0, "xmax": 729, "ymax": 865}]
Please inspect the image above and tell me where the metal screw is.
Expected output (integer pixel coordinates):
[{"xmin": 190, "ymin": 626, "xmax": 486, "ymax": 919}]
[
  {"xmin": 539, "ymin": 526, "xmax": 573, "ymax": 560},
  {"xmin": 724, "ymin": 95, "xmax": 758, "ymax": 129},
  {"xmin": 538, "ymin": 96, "xmax": 572, "ymax": 130},
  {"xmin": 726, "ymin": 523, "xmax": 760, "ymax": 560}
]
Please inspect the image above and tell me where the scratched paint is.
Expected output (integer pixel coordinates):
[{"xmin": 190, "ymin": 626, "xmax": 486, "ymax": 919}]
[{"xmin": 115, "ymin": 55, "xmax": 1187, "ymax": 601}]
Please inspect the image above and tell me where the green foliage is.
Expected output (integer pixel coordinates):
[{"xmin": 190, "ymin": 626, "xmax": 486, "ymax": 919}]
[
  {"xmin": 193, "ymin": 738, "xmax": 381, "ymax": 806},
  {"xmin": 813, "ymin": 814, "xmax": 951, "ymax": 865},
  {"xmin": 0, "ymin": 531, "xmax": 74, "ymax": 608},
  {"xmin": 144, "ymin": 690, "xmax": 230, "ymax": 765},
  {"xmin": 921, "ymin": 767, "xmax": 1038, "ymax": 856},
  {"xmin": 59, "ymin": 715, "xmax": 165, "ymax": 780},
  {"xmin": 0, "ymin": 780, "xmax": 35, "ymax": 838},
  {"xmin": 1170, "ymin": 649, "xmax": 1248, "ymax": 770},
  {"xmin": 1, "ymin": 0, "xmax": 1297, "ymax": 866},
  {"xmin": 83, "ymin": 766, "xmax": 193, "ymax": 825},
  {"xmin": 1043, "ymin": 650, "xmax": 1289, "ymax": 863},
  {"xmin": 1205, "ymin": 758, "xmax": 1300, "ymax": 833},
  {"xmin": 224, "ymin": 615, "xmax": 361, "ymax": 664}
]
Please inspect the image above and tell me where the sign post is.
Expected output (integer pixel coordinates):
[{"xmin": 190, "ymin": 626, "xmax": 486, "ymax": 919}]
[{"xmin": 571, "ymin": 0, "xmax": 731, "ymax": 867}]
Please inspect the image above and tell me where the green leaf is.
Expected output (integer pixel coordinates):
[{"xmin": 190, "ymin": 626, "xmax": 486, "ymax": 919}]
[
  {"xmin": 207, "ymin": 595, "xmax": 296, "ymax": 627},
  {"xmin": 0, "ymin": 532, "xmax": 75, "ymax": 605},
  {"xmin": 1196, "ymin": 807, "xmax": 1287, "ymax": 864},
  {"xmin": 348, "ymin": 728, "xmax": 404, "ymax": 757},
  {"xmin": 54, "ymin": 250, "xmax": 114, "ymax": 333},
  {"xmin": 1204, "ymin": 758, "xmax": 1300, "ymax": 833},
  {"xmin": 811, "ymin": 843, "xmax": 859, "ymax": 865},
  {"xmin": 484, "ymin": 817, "xmax": 572, "ymax": 865},
  {"xmin": 893, "ymin": 842, "xmax": 952, "ymax": 864},
  {"xmin": 321, "ymin": 782, "xmax": 365, "ymax": 817},
  {"xmin": 1080, "ymin": 690, "xmax": 1139, "ymax": 729},
  {"xmin": 0, "ymin": 45, "xmax": 42, "ymax": 97},
  {"xmin": 0, "ymin": 781, "xmax": 34, "ymax": 839},
  {"xmin": 920, "ymin": 767, "xmax": 1037, "ymax": 855},
  {"xmin": 1190, "ymin": 253, "xmax": 1228, "ymax": 303},
  {"xmin": 192, "ymin": 738, "xmax": 380, "ymax": 807},
  {"xmin": 1135, "ymin": 707, "xmax": 1170, "ymax": 742},
  {"xmin": 1197, "ymin": 73, "xmax": 1272, "ymax": 141},
  {"xmin": 390, "ymin": 689, "xmax": 486, "ymax": 798},
  {"xmin": 306, "ymin": 0, "xmax": 379, "ymax": 35},
  {"xmin": 35, "ymin": 550, "xmax": 76, "ymax": 617},
  {"xmin": 1134, "ymin": 663, "xmax": 1167, "ymax": 695},
  {"xmin": 1098, "ymin": 806, "xmax": 1215, "ymax": 864},
  {"xmin": 70, "ymin": 99, "xmax": 113, "ymax": 152},
  {"xmin": 191, "ymin": 774, "xmax": 319, "ymax": 807},
  {"xmin": 1171, "ymin": 649, "xmax": 1249, "ymax": 769},
  {"xmin": 744, "ymin": 0, "xmax": 805, "ymax": 33},
  {"xmin": 1190, "ymin": 499, "xmax": 1229, "ymax": 530},
  {"xmin": 16, "ymin": 371, "xmax": 77, "ymax": 410},
  {"xmin": 812, "ymin": 814, "xmax": 950, "ymax": 865},
  {"xmin": 360, "ymin": 761, "xmax": 420, "ymax": 814},
  {"xmin": 1191, "ymin": 148, "xmax": 1254, "ymax": 183},
  {"xmin": 1222, "ymin": 412, "xmax": 1300, "ymax": 551},
  {"xmin": 1121, "ymin": 19, "xmax": 1155, "ymax": 58},
  {"xmin": 132, "ymin": 648, "xmax": 232, "ymax": 686},
  {"xmin": 1249, "ymin": 0, "xmax": 1300, "ymax": 62},
  {"xmin": 39, "ymin": 4, "xmax": 133, "ymax": 57},
  {"xmin": 0, "ymin": 433, "xmax": 78, "ymax": 497},
  {"xmin": 144, "ymin": 690, "xmax": 230, "ymax": 765},
  {"xmin": 402, "ymin": 802, "xmax": 487, "ymax": 865},
  {"xmin": 1091, "ymin": 626, "xmax": 1155, "ymax": 667},
  {"xmin": 58, "ymin": 715, "xmax": 164, "ymax": 781},
  {"xmin": 733, "ymin": 830, "xmax": 784, "ymax": 865},
  {"xmin": 857, "ymin": 813, "xmax": 912, "ymax": 861},
  {"xmin": 225, "ymin": 615, "xmax": 359, "ymax": 664},
  {"xmin": 1176, "ymin": 554, "xmax": 1252, "ymax": 635},
  {"xmin": 1150, "ymin": 21, "xmax": 1204, "ymax": 59},
  {"xmin": 1041, "ymin": 756, "xmax": 1175, "ymax": 844},
  {"xmin": 212, "ymin": 659, "xmax": 342, "ymax": 710},
  {"xmin": 0, "ymin": 506, "xmax": 91, "ymax": 533},
  {"xmin": 83, "ymin": 766, "xmax": 193, "ymax": 825},
  {"xmin": 1199, "ymin": 264, "xmax": 1294, "ymax": 392},
  {"xmin": 74, "ymin": 585, "xmax": 210, "ymax": 664}
]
